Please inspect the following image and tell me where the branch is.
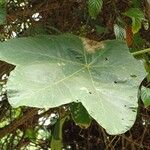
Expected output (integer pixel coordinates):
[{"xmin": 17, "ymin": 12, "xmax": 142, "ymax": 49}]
[{"xmin": 0, "ymin": 108, "xmax": 38, "ymax": 139}]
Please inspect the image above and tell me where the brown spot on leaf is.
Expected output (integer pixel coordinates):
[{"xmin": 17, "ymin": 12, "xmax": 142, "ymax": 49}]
[{"xmin": 80, "ymin": 37, "xmax": 105, "ymax": 53}]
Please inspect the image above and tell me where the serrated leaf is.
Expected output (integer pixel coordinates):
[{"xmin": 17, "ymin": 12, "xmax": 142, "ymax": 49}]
[
  {"xmin": 88, "ymin": 0, "xmax": 103, "ymax": 19},
  {"xmin": 70, "ymin": 102, "xmax": 91, "ymax": 128},
  {"xmin": 0, "ymin": 34, "xmax": 146, "ymax": 135},
  {"xmin": 141, "ymin": 86, "xmax": 150, "ymax": 107},
  {"xmin": 124, "ymin": 8, "xmax": 145, "ymax": 34},
  {"xmin": 132, "ymin": 0, "xmax": 140, "ymax": 7}
]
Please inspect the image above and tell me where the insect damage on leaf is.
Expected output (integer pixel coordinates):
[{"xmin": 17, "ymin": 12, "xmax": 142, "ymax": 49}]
[{"xmin": 80, "ymin": 37, "xmax": 105, "ymax": 53}]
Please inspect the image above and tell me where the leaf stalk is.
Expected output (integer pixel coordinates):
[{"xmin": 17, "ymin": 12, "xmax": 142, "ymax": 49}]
[{"xmin": 132, "ymin": 48, "xmax": 150, "ymax": 56}]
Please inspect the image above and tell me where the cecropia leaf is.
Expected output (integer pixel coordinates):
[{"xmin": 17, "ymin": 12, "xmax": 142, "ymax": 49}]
[{"xmin": 0, "ymin": 34, "xmax": 146, "ymax": 134}]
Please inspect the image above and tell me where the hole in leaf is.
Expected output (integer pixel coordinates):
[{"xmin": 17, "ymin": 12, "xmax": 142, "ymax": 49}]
[
  {"xmin": 105, "ymin": 57, "xmax": 109, "ymax": 61},
  {"xmin": 89, "ymin": 92, "xmax": 92, "ymax": 94},
  {"xmin": 114, "ymin": 81, "xmax": 118, "ymax": 84},
  {"xmin": 132, "ymin": 109, "xmax": 136, "ymax": 112},
  {"xmin": 130, "ymin": 74, "xmax": 137, "ymax": 78}
]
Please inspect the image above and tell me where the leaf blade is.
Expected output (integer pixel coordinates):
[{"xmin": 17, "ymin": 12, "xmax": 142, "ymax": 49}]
[
  {"xmin": 124, "ymin": 8, "xmax": 145, "ymax": 34},
  {"xmin": 88, "ymin": 0, "xmax": 103, "ymax": 19},
  {"xmin": 0, "ymin": 35, "xmax": 146, "ymax": 135}
]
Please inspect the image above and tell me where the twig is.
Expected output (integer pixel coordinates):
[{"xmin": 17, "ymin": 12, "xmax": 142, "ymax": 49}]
[{"xmin": 131, "ymin": 48, "xmax": 150, "ymax": 56}]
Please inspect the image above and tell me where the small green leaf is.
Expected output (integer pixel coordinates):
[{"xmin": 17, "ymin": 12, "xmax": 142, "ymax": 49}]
[
  {"xmin": 70, "ymin": 102, "xmax": 92, "ymax": 128},
  {"xmin": 114, "ymin": 24, "xmax": 125, "ymax": 40},
  {"xmin": 0, "ymin": 0, "xmax": 5, "ymax": 6},
  {"xmin": 132, "ymin": 0, "xmax": 140, "ymax": 7},
  {"xmin": 124, "ymin": 8, "xmax": 145, "ymax": 34},
  {"xmin": 12, "ymin": 107, "xmax": 22, "ymax": 118},
  {"xmin": 144, "ymin": 61, "xmax": 150, "ymax": 73},
  {"xmin": 141, "ymin": 86, "xmax": 150, "ymax": 107},
  {"xmin": 88, "ymin": 0, "xmax": 103, "ymax": 19}
]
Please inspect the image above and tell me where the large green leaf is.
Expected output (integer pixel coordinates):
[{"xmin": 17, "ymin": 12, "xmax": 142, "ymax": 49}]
[{"xmin": 0, "ymin": 34, "xmax": 145, "ymax": 135}]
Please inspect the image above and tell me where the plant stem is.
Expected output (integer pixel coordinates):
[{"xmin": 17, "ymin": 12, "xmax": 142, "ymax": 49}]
[{"xmin": 132, "ymin": 48, "xmax": 150, "ymax": 56}]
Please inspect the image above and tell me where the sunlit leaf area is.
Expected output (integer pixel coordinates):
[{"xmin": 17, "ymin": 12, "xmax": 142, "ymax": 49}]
[{"xmin": 0, "ymin": 0, "xmax": 149, "ymax": 149}]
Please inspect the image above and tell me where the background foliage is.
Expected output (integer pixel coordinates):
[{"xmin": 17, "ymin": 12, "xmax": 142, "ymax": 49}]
[{"xmin": 0, "ymin": 0, "xmax": 149, "ymax": 149}]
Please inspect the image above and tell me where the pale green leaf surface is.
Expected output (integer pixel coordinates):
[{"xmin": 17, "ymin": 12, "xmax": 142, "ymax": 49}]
[
  {"xmin": 0, "ymin": 35, "xmax": 84, "ymax": 66},
  {"xmin": 0, "ymin": 34, "xmax": 146, "ymax": 134}
]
